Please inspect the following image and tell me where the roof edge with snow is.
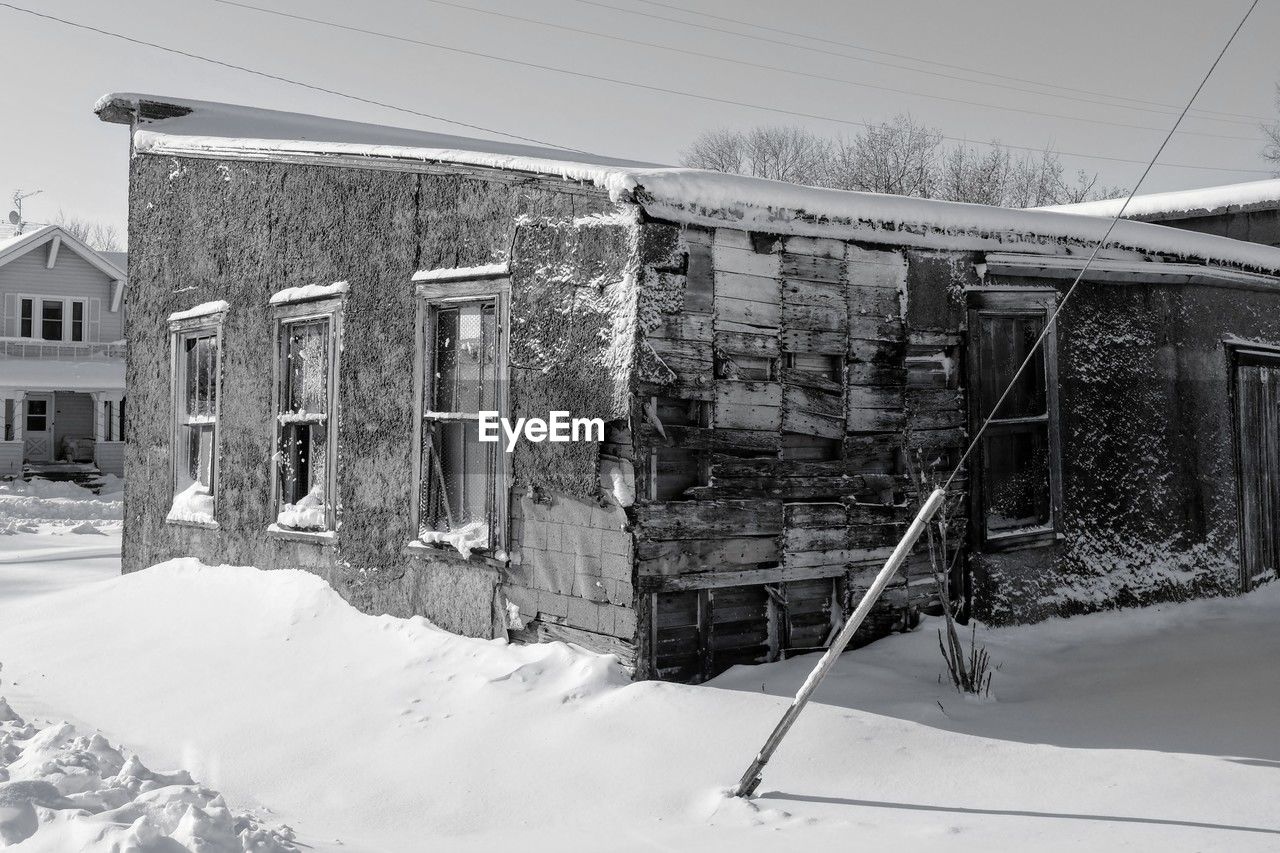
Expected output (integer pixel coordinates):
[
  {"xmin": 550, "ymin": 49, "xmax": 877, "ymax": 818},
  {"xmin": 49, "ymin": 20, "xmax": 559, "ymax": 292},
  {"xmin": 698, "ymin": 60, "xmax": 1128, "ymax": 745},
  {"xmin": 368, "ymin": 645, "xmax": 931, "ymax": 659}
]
[
  {"xmin": 96, "ymin": 93, "xmax": 1280, "ymax": 278},
  {"xmin": 1041, "ymin": 178, "xmax": 1280, "ymax": 221}
]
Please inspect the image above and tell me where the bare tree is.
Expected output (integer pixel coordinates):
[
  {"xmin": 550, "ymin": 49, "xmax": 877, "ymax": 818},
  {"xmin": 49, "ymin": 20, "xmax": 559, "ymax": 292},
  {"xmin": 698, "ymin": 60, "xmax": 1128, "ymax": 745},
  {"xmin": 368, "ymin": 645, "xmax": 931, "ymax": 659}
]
[
  {"xmin": 51, "ymin": 210, "xmax": 123, "ymax": 252},
  {"xmin": 826, "ymin": 115, "xmax": 941, "ymax": 197},
  {"xmin": 681, "ymin": 117, "xmax": 1123, "ymax": 207},
  {"xmin": 682, "ymin": 126, "xmax": 830, "ymax": 185},
  {"xmin": 1261, "ymin": 84, "xmax": 1280, "ymax": 174}
]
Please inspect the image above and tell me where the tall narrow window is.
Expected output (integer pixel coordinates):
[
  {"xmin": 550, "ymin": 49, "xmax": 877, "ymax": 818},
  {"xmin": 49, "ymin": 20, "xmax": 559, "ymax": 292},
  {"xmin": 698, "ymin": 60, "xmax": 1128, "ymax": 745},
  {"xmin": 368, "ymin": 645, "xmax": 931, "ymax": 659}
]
[
  {"xmin": 169, "ymin": 330, "xmax": 220, "ymax": 524},
  {"xmin": 40, "ymin": 300, "xmax": 63, "ymax": 341},
  {"xmin": 274, "ymin": 313, "xmax": 337, "ymax": 532},
  {"xmin": 19, "ymin": 299, "xmax": 33, "ymax": 338},
  {"xmin": 969, "ymin": 293, "xmax": 1061, "ymax": 547},
  {"xmin": 419, "ymin": 300, "xmax": 501, "ymax": 554},
  {"xmin": 71, "ymin": 301, "xmax": 85, "ymax": 342}
]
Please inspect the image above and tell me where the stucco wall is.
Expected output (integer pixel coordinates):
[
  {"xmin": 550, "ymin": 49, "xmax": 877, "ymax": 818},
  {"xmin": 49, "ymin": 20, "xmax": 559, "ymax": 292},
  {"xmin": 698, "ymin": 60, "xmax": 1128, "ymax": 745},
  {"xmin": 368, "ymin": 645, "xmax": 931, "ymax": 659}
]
[
  {"xmin": 974, "ymin": 278, "xmax": 1280, "ymax": 621},
  {"xmin": 124, "ymin": 154, "xmax": 615, "ymax": 637}
]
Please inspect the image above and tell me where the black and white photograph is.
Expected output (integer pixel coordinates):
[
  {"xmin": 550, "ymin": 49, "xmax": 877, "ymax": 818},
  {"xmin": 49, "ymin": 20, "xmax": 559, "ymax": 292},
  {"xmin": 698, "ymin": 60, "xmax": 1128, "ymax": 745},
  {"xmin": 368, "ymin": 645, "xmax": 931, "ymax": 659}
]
[{"xmin": 2, "ymin": 1, "xmax": 1279, "ymax": 850}]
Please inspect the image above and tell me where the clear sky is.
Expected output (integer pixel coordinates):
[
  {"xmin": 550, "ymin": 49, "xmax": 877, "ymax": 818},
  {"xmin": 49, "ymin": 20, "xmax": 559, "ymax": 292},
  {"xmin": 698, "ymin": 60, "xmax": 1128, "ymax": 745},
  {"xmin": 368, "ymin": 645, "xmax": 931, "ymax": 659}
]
[{"xmin": 2, "ymin": 0, "xmax": 1277, "ymax": 243}]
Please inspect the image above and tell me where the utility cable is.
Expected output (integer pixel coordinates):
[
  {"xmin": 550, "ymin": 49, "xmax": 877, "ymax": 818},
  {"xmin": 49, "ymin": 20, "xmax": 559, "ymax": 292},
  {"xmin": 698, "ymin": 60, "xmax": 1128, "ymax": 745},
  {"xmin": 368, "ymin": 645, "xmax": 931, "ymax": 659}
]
[
  {"xmin": 0, "ymin": 1, "xmax": 593, "ymax": 155},
  {"xmin": 942, "ymin": 0, "xmax": 1263, "ymax": 494}
]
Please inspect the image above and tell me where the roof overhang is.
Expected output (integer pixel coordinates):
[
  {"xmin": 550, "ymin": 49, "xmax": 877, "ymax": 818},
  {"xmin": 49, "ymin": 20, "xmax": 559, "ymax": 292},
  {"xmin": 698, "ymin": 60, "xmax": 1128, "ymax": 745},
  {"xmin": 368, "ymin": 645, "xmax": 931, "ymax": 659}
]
[{"xmin": 983, "ymin": 252, "xmax": 1280, "ymax": 291}]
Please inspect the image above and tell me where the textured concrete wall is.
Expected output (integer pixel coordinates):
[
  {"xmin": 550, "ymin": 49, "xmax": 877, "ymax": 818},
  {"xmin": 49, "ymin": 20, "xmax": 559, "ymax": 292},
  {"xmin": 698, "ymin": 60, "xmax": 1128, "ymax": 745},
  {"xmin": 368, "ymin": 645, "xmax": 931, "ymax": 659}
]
[
  {"xmin": 974, "ymin": 277, "xmax": 1280, "ymax": 622},
  {"xmin": 124, "ymin": 154, "xmax": 614, "ymax": 638}
]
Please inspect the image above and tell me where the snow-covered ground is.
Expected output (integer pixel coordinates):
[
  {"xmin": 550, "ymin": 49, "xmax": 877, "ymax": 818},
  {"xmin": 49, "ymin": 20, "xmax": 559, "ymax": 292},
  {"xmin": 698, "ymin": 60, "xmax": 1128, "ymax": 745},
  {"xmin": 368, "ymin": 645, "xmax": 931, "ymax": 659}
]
[{"xmin": 2, "ymin": 480, "xmax": 1279, "ymax": 851}]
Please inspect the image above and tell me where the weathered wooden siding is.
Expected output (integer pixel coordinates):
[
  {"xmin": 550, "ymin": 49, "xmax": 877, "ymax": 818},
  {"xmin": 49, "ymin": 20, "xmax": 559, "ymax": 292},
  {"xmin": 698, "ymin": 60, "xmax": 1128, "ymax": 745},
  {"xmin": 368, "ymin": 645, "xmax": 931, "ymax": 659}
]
[{"xmin": 631, "ymin": 224, "xmax": 968, "ymax": 681}]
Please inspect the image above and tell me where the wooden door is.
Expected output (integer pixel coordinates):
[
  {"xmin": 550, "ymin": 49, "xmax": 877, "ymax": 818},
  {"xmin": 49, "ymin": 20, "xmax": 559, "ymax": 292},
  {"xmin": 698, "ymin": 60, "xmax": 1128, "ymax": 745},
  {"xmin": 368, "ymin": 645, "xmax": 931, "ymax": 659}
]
[
  {"xmin": 23, "ymin": 393, "xmax": 53, "ymax": 462},
  {"xmin": 1233, "ymin": 357, "xmax": 1280, "ymax": 590}
]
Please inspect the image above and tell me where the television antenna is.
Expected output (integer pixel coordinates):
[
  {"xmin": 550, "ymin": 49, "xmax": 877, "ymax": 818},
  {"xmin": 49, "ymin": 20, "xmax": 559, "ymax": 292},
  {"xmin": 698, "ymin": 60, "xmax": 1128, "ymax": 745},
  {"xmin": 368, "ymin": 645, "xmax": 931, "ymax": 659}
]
[{"xmin": 9, "ymin": 189, "xmax": 42, "ymax": 234}]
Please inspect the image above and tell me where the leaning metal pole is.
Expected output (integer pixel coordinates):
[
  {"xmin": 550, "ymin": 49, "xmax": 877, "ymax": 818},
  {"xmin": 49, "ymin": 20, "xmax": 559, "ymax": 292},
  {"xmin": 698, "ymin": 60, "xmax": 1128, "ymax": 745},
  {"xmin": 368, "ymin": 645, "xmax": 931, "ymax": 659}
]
[{"xmin": 731, "ymin": 486, "xmax": 947, "ymax": 798}]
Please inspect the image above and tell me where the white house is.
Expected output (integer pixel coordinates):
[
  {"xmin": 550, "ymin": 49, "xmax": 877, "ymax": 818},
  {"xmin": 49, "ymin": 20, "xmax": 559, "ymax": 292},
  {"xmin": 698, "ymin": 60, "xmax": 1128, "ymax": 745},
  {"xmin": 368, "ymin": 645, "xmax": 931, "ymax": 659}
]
[{"xmin": 0, "ymin": 224, "xmax": 126, "ymax": 479}]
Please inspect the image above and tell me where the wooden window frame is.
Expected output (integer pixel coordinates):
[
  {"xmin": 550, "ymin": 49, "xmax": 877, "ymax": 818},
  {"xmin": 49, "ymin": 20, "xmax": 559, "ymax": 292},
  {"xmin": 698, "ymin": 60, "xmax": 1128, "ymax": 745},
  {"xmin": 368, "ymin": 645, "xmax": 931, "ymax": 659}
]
[
  {"xmin": 269, "ymin": 298, "xmax": 343, "ymax": 538},
  {"xmin": 967, "ymin": 289, "xmax": 1062, "ymax": 552},
  {"xmin": 411, "ymin": 273, "xmax": 511, "ymax": 560},
  {"xmin": 168, "ymin": 311, "xmax": 226, "ymax": 528}
]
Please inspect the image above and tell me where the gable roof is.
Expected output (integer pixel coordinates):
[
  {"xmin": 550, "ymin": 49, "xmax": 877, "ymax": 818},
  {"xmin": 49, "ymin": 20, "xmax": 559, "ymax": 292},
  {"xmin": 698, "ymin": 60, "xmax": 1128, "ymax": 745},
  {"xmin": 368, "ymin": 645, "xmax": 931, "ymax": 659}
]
[
  {"xmin": 95, "ymin": 93, "xmax": 1280, "ymax": 277},
  {"xmin": 1039, "ymin": 178, "xmax": 1280, "ymax": 221},
  {"xmin": 0, "ymin": 224, "xmax": 126, "ymax": 282}
]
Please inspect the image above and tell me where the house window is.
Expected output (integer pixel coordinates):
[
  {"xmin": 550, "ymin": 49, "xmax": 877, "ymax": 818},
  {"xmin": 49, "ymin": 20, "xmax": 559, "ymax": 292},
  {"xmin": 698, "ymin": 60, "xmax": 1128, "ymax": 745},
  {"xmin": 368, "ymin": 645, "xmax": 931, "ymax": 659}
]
[
  {"xmin": 169, "ymin": 328, "xmax": 220, "ymax": 524},
  {"xmin": 273, "ymin": 312, "xmax": 338, "ymax": 533},
  {"xmin": 17, "ymin": 297, "xmax": 88, "ymax": 342},
  {"xmin": 416, "ymin": 277, "xmax": 508, "ymax": 556},
  {"xmin": 102, "ymin": 398, "xmax": 126, "ymax": 441},
  {"xmin": 40, "ymin": 300, "xmax": 63, "ymax": 341},
  {"xmin": 969, "ymin": 293, "xmax": 1061, "ymax": 547}
]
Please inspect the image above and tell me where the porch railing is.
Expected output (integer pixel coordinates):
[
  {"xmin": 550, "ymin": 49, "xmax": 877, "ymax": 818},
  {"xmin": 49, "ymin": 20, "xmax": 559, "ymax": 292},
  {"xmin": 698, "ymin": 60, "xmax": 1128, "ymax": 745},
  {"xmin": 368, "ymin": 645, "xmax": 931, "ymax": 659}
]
[{"xmin": 0, "ymin": 338, "xmax": 126, "ymax": 360}]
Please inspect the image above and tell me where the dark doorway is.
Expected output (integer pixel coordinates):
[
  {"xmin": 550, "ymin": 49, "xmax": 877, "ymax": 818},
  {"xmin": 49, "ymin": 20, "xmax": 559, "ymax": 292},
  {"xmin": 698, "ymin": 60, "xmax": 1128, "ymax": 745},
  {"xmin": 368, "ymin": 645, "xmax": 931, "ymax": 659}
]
[{"xmin": 1231, "ymin": 345, "xmax": 1280, "ymax": 591}]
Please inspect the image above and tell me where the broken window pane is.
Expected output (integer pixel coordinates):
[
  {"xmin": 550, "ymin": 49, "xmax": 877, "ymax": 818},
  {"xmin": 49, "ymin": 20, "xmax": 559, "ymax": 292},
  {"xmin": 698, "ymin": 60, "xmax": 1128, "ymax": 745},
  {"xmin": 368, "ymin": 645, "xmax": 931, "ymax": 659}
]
[
  {"xmin": 978, "ymin": 314, "xmax": 1046, "ymax": 420},
  {"xmin": 431, "ymin": 303, "xmax": 495, "ymax": 414},
  {"xmin": 276, "ymin": 317, "xmax": 334, "ymax": 532},
  {"xmin": 283, "ymin": 320, "xmax": 330, "ymax": 415},
  {"xmin": 983, "ymin": 425, "xmax": 1051, "ymax": 534}
]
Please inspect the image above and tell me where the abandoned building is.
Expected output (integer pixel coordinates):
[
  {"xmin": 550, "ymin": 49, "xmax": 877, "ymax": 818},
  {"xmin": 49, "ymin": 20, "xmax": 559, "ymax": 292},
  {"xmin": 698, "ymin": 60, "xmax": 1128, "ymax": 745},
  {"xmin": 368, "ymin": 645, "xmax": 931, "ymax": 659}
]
[{"xmin": 98, "ymin": 93, "xmax": 1280, "ymax": 682}]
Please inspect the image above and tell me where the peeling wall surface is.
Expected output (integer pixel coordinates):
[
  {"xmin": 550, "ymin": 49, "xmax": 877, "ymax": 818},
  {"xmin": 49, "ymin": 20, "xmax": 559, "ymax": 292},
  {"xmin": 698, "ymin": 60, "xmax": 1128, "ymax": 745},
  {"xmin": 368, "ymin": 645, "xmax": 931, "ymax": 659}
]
[
  {"xmin": 975, "ymin": 278, "xmax": 1280, "ymax": 622},
  {"xmin": 124, "ymin": 154, "xmax": 616, "ymax": 639}
]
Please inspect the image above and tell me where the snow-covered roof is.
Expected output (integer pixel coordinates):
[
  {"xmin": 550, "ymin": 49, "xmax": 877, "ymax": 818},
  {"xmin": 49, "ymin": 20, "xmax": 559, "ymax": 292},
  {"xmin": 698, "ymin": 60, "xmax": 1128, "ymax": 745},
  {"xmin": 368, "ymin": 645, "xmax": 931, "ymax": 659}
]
[
  {"xmin": 95, "ymin": 93, "xmax": 1280, "ymax": 276},
  {"xmin": 0, "ymin": 224, "xmax": 127, "ymax": 282},
  {"xmin": 1041, "ymin": 178, "xmax": 1280, "ymax": 220}
]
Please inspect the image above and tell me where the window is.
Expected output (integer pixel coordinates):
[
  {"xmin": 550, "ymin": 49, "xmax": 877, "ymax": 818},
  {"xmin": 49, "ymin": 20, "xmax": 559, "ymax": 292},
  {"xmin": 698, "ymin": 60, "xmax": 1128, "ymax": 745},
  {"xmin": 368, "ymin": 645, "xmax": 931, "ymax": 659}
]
[
  {"xmin": 26, "ymin": 399, "xmax": 47, "ymax": 433},
  {"xmin": 969, "ymin": 292, "xmax": 1061, "ymax": 547},
  {"xmin": 273, "ymin": 312, "xmax": 338, "ymax": 533},
  {"xmin": 102, "ymin": 398, "xmax": 125, "ymax": 441},
  {"xmin": 415, "ymin": 271, "xmax": 509, "ymax": 557},
  {"xmin": 169, "ymin": 329, "xmax": 220, "ymax": 524},
  {"xmin": 16, "ymin": 297, "xmax": 88, "ymax": 342},
  {"xmin": 40, "ymin": 300, "xmax": 62, "ymax": 341}
]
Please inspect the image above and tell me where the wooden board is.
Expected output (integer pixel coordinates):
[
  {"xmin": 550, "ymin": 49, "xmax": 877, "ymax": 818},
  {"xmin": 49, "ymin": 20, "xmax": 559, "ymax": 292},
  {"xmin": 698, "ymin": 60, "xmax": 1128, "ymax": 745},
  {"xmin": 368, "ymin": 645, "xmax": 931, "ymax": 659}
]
[{"xmin": 635, "ymin": 499, "xmax": 784, "ymax": 539}]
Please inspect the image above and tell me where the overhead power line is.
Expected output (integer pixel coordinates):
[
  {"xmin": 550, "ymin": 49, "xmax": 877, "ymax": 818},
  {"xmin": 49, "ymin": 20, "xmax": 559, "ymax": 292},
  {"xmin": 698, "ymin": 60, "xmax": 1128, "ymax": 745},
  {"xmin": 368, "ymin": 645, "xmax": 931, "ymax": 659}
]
[
  {"xmin": 204, "ymin": 0, "xmax": 1272, "ymax": 174},
  {"xmin": 0, "ymin": 1, "xmax": 591, "ymax": 154},
  {"xmin": 622, "ymin": 0, "xmax": 1271, "ymax": 126},
  {"xmin": 298, "ymin": 0, "xmax": 1264, "ymax": 142},
  {"xmin": 2, "ymin": 0, "xmax": 1269, "ymax": 176}
]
